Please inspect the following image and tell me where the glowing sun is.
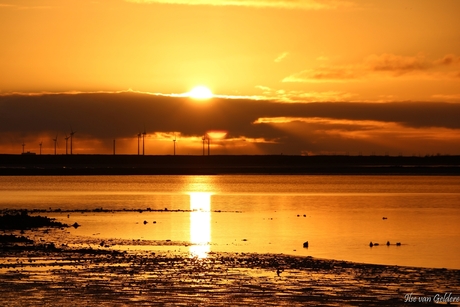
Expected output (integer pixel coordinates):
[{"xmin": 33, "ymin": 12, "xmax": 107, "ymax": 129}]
[{"xmin": 188, "ymin": 86, "xmax": 213, "ymax": 99}]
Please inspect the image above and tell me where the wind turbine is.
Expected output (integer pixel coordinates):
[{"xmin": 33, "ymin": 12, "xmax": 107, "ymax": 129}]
[
  {"xmin": 39, "ymin": 141, "xmax": 42, "ymax": 155},
  {"xmin": 52, "ymin": 134, "xmax": 58, "ymax": 155},
  {"xmin": 142, "ymin": 125, "xmax": 146, "ymax": 155},
  {"xmin": 202, "ymin": 135, "xmax": 206, "ymax": 156},
  {"xmin": 207, "ymin": 136, "xmax": 210, "ymax": 156},
  {"xmin": 64, "ymin": 134, "xmax": 70, "ymax": 155},
  {"xmin": 137, "ymin": 132, "xmax": 141, "ymax": 155},
  {"xmin": 173, "ymin": 134, "xmax": 176, "ymax": 156},
  {"xmin": 70, "ymin": 126, "xmax": 76, "ymax": 155},
  {"xmin": 22, "ymin": 142, "xmax": 25, "ymax": 154}
]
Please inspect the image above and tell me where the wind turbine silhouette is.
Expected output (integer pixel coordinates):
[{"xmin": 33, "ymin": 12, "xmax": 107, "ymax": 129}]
[
  {"xmin": 64, "ymin": 134, "xmax": 70, "ymax": 155},
  {"xmin": 137, "ymin": 132, "xmax": 141, "ymax": 155},
  {"xmin": 52, "ymin": 134, "xmax": 58, "ymax": 155},
  {"xmin": 70, "ymin": 126, "xmax": 76, "ymax": 155},
  {"xmin": 202, "ymin": 135, "xmax": 206, "ymax": 156},
  {"xmin": 173, "ymin": 134, "xmax": 177, "ymax": 156},
  {"xmin": 22, "ymin": 141, "xmax": 25, "ymax": 154},
  {"xmin": 39, "ymin": 141, "xmax": 42, "ymax": 155},
  {"xmin": 142, "ymin": 125, "xmax": 146, "ymax": 155}
]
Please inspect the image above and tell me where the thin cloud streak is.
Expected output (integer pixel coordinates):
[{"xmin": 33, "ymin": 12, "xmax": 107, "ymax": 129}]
[
  {"xmin": 274, "ymin": 52, "xmax": 289, "ymax": 63},
  {"xmin": 283, "ymin": 53, "xmax": 460, "ymax": 83},
  {"xmin": 126, "ymin": 0, "xmax": 356, "ymax": 10},
  {"xmin": 0, "ymin": 3, "xmax": 53, "ymax": 10},
  {"xmin": 432, "ymin": 94, "xmax": 460, "ymax": 102},
  {"xmin": 365, "ymin": 53, "xmax": 430, "ymax": 76},
  {"xmin": 255, "ymin": 86, "xmax": 357, "ymax": 102}
]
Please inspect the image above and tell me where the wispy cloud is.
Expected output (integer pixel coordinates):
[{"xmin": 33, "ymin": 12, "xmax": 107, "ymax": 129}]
[
  {"xmin": 434, "ymin": 54, "xmax": 460, "ymax": 66},
  {"xmin": 283, "ymin": 66, "xmax": 359, "ymax": 83},
  {"xmin": 316, "ymin": 56, "xmax": 329, "ymax": 62},
  {"xmin": 254, "ymin": 117, "xmax": 399, "ymax": 131},
  {"xmin": 431, "ymin": 94, "xmax": 460, "ymax": 102},
  {"xmin": 274, "ymin": 52, "xmax": 289, "ymax": 63},
  {"xmin": 125, "ymin": 0, "xmax": 356, "ymax": 10},
  {"xmin": 0, "ymin": 3, "xmax": 53, "ymax": 10},
  {"xmin": 283, "ymin": 53, "xmax": 460, "ymax": 82},
  {"xmin": 255, "ymin": 85, "xmax": 357, "ymax": 102},
  {"xmin": 364, "ymin": 53, "xmax": 430, "ymax": 76}
]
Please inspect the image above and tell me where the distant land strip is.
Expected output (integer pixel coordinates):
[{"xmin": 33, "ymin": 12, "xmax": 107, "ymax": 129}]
[
  {"xmin": 0, "ymin": 154, "xmax": 459, "ymax": 176},
  {"xmin": 0, "ymin": 208, "xmax": 242, "ymax": 214}
]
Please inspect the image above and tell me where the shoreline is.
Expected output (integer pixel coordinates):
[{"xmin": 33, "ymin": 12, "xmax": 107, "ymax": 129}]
[{"xmin": 2, "ymin": 205, "xmax": 459, "ymax": 271}]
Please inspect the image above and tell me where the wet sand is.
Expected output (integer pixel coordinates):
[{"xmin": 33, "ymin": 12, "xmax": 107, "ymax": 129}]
[{"xmin": 1, "ymin": 225, "xmax": 460, "ymax": 306}]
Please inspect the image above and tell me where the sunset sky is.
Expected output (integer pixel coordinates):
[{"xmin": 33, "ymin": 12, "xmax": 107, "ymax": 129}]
[{"xmin": 1, "ymin": 0, "xmax": 459, "ymax": 155}]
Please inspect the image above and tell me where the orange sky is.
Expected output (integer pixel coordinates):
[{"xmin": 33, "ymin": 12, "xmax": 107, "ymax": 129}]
[{"xmin": 1, "ymin": 0, "xmax": 459, "ymax": 155}]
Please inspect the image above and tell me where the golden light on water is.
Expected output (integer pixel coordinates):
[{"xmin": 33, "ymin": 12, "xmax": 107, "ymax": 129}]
[{"xmin": 189, "ymin": 192, "xmax": 212, "ymax": 258}]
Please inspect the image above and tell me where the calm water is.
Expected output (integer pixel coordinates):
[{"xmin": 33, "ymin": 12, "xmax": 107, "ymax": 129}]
[{"xmin": 1, "ymin": 175, "xmax": 459, "ymax": 269}]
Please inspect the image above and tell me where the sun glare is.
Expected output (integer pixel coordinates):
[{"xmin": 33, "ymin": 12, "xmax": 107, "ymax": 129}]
[
  {"xmin": 189, "ymin": 192, "xmax": 212, "ymax": 258},
  {"xmin": 188, "ymin": 86, "xmax": 213, "ymax": 99}
]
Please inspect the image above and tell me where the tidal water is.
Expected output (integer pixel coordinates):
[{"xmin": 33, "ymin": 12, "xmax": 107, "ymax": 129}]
[{"xmin": 1, "ymin": 175, "xmax": 459, "ymax": 269}]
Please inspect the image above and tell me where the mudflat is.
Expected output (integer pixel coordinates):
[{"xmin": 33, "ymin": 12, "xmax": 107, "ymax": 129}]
[{"xmin": 1, "ymin": 216, "xmax": 459, "ymax": 307}]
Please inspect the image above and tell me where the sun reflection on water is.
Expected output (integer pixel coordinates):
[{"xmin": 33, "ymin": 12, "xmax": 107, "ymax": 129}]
[{"xmin": 189, "ymin": 192, "xmax": 212, "ymax": 258}]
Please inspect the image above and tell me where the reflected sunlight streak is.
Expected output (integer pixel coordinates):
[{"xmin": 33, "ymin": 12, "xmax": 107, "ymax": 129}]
[{"xmin": 189, "ymin": 192, "xmax": 212, "ymax": 258}]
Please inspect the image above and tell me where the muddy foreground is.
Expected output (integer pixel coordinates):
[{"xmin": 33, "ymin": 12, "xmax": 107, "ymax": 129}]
[
  {"xmin": 0, "ymin": 213, "xmax": 459, "ymax": 306},
  {"xmin": 1, "ymin": 245, "xmax": 460, "ymax": 306}
]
